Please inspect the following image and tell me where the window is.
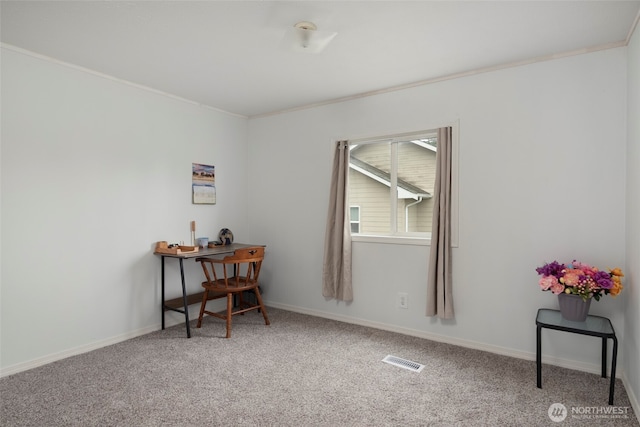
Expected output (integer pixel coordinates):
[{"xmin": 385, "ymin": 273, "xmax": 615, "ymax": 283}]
[
  {"xmin": 347, "ymin": 127, "xmax": 458, "ymax": 245},
  {"xmin": 349, "ymin": 206, "xmax": 360, "ymax": 233}
]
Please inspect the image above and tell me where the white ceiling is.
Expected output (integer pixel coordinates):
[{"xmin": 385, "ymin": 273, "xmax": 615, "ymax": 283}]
[{"xmin": 2, "ymin": 1, "xmax": 639, "ymax": 117}]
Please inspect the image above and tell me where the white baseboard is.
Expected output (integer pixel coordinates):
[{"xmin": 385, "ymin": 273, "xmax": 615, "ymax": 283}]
[
  {"xmin": 3, "ymin": 302, "xmax": 639, "ymax": 424},
  {"xmin": 622, "ymin": 373, "xmax": 640, "ymax": 424},
  {"xmin": 266, "ymin": 302, "xmax": 639, "ymax": 422},
  {"xmin": 0, "ymin": 324, "xmax": 158, "ymax": 378},
  {"xmin": 264, "ymin": 301, "xmax": 625, "ymax": 378},
  {"xmin": 0, "ymin": 299, "xmax": 226, "ymax": 378},
  {"xmin": 0, "ymin": 303, "xmax": 216, "ymax": 378}
]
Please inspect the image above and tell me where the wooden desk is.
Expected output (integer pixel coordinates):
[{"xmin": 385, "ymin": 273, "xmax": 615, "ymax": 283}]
[
  {"xmin": 155, "ymin": 243, "xmax": 262, "ymax": 338},
  {"xmin": 536, "ymin": 308, "xmax": 618, "ymax": 405}
]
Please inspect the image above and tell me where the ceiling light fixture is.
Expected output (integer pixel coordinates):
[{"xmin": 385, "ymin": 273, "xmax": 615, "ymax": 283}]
[{"xmin": 282, "ymin": 21, "xmax": 337, "ymax": 54}]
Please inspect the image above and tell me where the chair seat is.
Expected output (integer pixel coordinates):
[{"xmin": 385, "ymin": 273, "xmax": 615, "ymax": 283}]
[{"xmin": 202, "ymin": 277, "xmax": 257, "ymax": 293}]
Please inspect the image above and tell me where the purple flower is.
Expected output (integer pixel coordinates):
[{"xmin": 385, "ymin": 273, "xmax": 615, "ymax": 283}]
[
  {"xmin": 536, "ymin": 261, "xmax": 564, "ymax": 278},
  {"xmin": 593, "ymin": 270, "xmax": 613, "ymax": 289}
]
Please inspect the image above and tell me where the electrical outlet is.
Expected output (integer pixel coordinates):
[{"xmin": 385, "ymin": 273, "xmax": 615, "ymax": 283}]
[{"xmin": 397, "ymin": 292, "xmax": 408, "ymax": 309}]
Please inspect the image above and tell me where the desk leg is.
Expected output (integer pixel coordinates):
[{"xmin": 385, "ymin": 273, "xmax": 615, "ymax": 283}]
[
  {"xmin": 179, "ymin": 259, "xmax": 191, "ymax": 338},
  {"xmin": 161, "ymin": 256, "xmax": 166, "ymax": 330},
  {"xmin": 602, "ymin": 337, "xmax": 607, "ymax": 378},
  {"xmin": 536, "ymin": 325, "xmax": 542, "ymax": 388},
  {"xmin": 609, "ymin": 336, "xmax": 618, "ymax": 405}
]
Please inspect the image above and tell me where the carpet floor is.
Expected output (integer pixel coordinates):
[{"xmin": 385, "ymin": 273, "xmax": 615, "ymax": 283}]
[{"xmin": 1, "ymin": 308, "xmax": 637, "ymax": 426}]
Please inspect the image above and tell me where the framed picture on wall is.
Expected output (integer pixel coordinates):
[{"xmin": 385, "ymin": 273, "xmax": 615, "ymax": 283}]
[{"xmin": 192, "ymin": 163, "xmax": 216, "ymax": 204}]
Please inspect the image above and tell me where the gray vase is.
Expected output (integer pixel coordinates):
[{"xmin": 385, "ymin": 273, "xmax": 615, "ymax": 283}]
[{"xmin": 557, "ymin": 292, "xmax": 592, "ymax": 321}]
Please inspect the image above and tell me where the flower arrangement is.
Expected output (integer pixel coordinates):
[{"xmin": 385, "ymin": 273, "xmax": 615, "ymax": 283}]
[{"xmin": 536, "ymin": 260, "xmax": 624, "ymax": 301}]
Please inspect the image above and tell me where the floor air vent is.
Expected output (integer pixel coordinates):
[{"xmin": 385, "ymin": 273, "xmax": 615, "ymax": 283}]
[{"xmin": 382, "ymin": 355, "xmax": 425, "ymax": 373}]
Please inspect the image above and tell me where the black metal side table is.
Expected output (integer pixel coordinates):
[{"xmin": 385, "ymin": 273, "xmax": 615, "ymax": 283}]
[{"xmin": 536, "ymin": 308, "xmax": 618, "ymax": 405}]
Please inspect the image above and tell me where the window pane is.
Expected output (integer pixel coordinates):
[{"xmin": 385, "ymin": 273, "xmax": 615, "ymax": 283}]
[
  {"xmin": 347, "ymin": 133, "xmax": 437, "ymax": 237},
  {"xmin": 349, "ymin": 143, "xmax": 391, "ymax": 234},
  {"xmin": 397, "ymin": 139, "xmax": 436, "ymax": 233}
]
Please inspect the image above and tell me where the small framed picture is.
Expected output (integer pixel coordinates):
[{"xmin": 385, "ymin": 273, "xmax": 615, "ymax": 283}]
[{"xmin": 192, "ymin": 163, "xmax": 216, "ymax": 204}]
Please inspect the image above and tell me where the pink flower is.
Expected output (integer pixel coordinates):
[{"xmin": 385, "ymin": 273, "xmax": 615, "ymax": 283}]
[
  {"xmin": 562, "ymin": 269, "xmax": 582, "ymax": 286},
  {"xmin": 550, "ymin": 282, "xmax": 565, "ymax": 295},
  {"xmin": 539, "ymin": 275, "xmax": 558, "ymax": 291}
]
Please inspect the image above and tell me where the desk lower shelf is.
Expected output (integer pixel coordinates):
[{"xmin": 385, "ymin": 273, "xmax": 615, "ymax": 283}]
[
  {"xmin": 163, "ymin": 289, "xmax": 260, "ymax": 311},
  {"xmin": 163, "ymin": 291, "xmax": 225, "ymax": 311}
]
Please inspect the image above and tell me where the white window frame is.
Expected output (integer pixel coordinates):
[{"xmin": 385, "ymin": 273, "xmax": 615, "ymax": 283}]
[{"xmin": 346, "ymin": 124, "xmax": 459, "ymax": 247}]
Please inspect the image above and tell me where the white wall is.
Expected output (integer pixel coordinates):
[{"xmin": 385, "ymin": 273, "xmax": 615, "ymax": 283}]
[
  {"xmin": 0, "ymin": 41, "xmax": 634, "ymax": 408},
  {"xmin": 0, "ymin": 48, "xmax": 248, "ymax": 373},
  {"xmin": 248, "ymin": 48, "xmax": 628, "ymax": 373},
  {"xmin": 624, "ymin": 25, "xmax": 640, "ymax": 413}
]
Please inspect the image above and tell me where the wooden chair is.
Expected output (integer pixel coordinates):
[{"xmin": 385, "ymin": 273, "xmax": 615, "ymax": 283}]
[{"xmin": 196, "ymin": 246, "xmax": 270, "ymax": 338}]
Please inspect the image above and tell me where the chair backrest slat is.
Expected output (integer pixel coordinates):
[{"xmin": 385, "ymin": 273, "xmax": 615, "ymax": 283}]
[{"xmin": 197, "ymin": 247, "xmax": 264, "ymax": 290}]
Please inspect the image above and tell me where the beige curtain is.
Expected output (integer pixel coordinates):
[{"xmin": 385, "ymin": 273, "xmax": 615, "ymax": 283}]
[
  {"xmin": 322, "ymin": 140, "xmax": 353, "ymax": 301},
  {"xmin": 426, "ymin": 127, "xmax": 454, "ymax": 319}
]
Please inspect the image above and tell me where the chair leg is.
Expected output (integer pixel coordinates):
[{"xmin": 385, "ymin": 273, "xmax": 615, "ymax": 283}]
[
  {"xmin": 225, "ymin": 293, "xmax": 233, "ymax": 338},
  {"xmin": 197, "ymin": 289, "xmax": 209, "ymax": 328},
  {"xmin": 254, "ymin": 287, "xmax": 270, "ymax": 326}
]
